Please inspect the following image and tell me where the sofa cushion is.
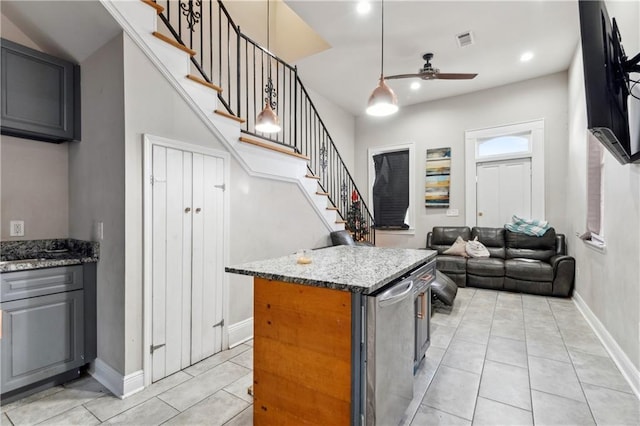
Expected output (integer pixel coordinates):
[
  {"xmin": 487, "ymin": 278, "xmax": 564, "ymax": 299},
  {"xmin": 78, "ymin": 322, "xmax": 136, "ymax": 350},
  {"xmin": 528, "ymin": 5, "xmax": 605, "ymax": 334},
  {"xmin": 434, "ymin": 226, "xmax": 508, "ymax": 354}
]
[
  {"xmin": 471, "ymin": 227, "xmax": 506, "ymax": 258},
  {"xmin": 505, "ymin": 259, "xmax": 553, "ymax": 282},
  {"xmin": 436, "ymin": 255, "xmax": 467, "ymax": 274},
  {"xmin": 467, "ymin": 258, "xmax": 504, "ymax": 277},
  {"xmin": 467, "ymin": 274, "xmax": 504, "ymax": 290},
  {"xmin": 431, "ymin": 227, "xmax": 471, "ymax": 254},
  {"xmin": 505, "ymin": 228, "xmax": 557, "ymax": 261},
  {"xmin": 504, "ymin": 277, "xmax": 552, "ymax": 296}
]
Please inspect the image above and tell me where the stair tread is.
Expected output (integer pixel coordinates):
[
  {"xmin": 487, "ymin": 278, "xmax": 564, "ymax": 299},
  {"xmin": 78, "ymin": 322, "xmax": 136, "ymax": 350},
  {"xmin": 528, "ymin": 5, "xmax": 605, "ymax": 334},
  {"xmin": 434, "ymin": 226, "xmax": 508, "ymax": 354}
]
[
  {"xmin": 152, "ymin": 31, "xmax": 196, "ymax": 56},
  {"xmin": 305, "ymin": 174, "xmax": 321, "ymax": 180},
  {"xmin": 215, "ymin": 109, "xmax": 245, "ymax": 123},
  {"xmin": 187, "ymin": 75, "xmax": 223, "ymax": 93},
  {"xmin": 335, "ymin": 219, "xmax": 347, "ymax": 224},
  {"xmin": 316, "ymin": 191, "xmax": 330, "ymax": 196},
  {"xmin": 141, "ymin": 0, "xmax": 164, "ymax": 14},
  {"xmin": 326, "ymin": 207, "xmax": 338, "ymax": 211},
  {"xmin": 239, "ymin": 136, "xmax": 310, "ymax": 161}
]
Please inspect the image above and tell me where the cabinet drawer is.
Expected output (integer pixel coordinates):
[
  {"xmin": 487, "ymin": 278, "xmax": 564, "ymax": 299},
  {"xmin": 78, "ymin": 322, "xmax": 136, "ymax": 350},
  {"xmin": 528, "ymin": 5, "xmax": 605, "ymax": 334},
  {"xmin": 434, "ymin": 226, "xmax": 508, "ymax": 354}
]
[
  {"xmin": 1, "ymin": 290, "xmax": 85, "ymax": 393},
  {"xmin": 1, "ymin": 266, "xmax": 83, "ymax": 302}
]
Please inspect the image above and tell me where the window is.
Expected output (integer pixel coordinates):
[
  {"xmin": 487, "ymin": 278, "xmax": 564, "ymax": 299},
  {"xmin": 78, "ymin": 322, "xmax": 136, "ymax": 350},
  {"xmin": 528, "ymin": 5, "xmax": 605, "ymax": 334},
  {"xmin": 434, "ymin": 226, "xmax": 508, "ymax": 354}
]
[
  {"xmin": 584, "ymin": 133, "xmax": 605, "ymax": 247},
  {"xmin": 368, "ymin": 144, "xmax": 415, "ymax": 230},
  {"xmin": 477, "ymin": 134, "xmax": 531, "ymax": 158}
]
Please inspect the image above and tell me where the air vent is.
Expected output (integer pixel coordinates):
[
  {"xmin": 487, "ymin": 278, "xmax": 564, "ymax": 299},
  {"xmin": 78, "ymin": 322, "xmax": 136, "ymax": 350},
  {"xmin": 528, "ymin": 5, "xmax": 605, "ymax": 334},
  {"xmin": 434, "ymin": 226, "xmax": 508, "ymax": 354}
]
[{"xmin": 456, "ymin": 31, "xmax": 474, "ymax": 48}]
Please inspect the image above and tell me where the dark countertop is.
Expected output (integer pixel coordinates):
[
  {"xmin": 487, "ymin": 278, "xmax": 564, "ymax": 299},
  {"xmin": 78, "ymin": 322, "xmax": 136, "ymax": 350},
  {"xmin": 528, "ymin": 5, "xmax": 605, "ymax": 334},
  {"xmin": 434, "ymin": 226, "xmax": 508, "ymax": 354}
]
[
  {"xmin": 225, "ymin": 245, "xmax": 436, "ymax": 294},
  {"xmin": 0, "ymin": 239, "xmax": 99, "ymax": 272}
]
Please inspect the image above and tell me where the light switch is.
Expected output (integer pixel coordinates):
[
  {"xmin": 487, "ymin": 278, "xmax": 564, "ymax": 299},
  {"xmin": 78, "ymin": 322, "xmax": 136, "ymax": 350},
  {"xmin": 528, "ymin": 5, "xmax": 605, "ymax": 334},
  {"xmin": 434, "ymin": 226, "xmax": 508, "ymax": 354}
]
[
  {"xmin": 446, "ymin": 209, "xmax": 459, "ymax": 217},
  {"xmin": 93, "ymin": 221, "xmax": 104, "ymax": 241}
]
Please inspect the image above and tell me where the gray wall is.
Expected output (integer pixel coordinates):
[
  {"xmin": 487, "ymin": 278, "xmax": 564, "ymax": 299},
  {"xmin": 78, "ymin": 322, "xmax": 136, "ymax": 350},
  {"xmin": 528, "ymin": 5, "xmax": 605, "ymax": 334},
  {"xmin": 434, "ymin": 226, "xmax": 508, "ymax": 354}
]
[
  {"xmin": 69, "ymin": 34, "xmax": 126, "ymax": 373},
  {"xmin": 1, "ymin": 136, "xmax": 69, "ymax": 240},
  {"xmin": 354, "ymin": 72, "xmax": 569, "ymax": 248},
  {"xmin": 565, "ymin": 0, "xmax": 640, "ymax": 372},
  {"xmin": 0, "ymin": 14, "xmax": 69, "ymax": 241}
]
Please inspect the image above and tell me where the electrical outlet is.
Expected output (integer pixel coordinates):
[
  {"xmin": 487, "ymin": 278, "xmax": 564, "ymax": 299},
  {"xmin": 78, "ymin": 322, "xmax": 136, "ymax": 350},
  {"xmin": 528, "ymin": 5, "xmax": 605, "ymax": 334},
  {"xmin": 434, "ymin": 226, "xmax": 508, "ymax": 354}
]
[
  {"xmin": 446, "ymin": 209, "xmax": 459, "ymax": 217},
  {"xmin": 10, "ymin": 220, "xmax": 25, "ymax": 237}
]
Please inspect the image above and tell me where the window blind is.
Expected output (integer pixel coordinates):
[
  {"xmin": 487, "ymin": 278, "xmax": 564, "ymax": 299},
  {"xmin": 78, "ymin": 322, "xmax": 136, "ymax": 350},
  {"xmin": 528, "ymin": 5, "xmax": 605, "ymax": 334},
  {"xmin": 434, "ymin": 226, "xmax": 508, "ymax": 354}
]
[{"xmin": 372, "ymin": 150, "xmax": 409, "ymax": 228}]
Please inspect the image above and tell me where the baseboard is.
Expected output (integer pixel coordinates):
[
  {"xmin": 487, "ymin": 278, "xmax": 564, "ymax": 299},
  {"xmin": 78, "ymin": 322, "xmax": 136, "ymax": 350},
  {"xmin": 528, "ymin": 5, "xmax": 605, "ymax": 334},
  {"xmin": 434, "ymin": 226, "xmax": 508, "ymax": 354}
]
[
  {"xmin": 228, "ymin": 317, "xmax": 253, "ymax": 348},
  {"xmin": 573, "ymin": 292, "xmax": 640, "ymax": 398},
  {"xmin": 90, "ymin": 358, "xmax": 145, "ymax": 399}
]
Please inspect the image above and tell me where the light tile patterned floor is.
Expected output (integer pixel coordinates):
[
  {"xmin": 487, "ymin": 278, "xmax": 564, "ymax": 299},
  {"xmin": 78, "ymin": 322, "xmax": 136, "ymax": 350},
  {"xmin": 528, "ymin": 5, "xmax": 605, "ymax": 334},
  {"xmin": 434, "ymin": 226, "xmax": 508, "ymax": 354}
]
[{"xmin": 2, "ymin": 288, "xmax": 639, "ymax": 425}]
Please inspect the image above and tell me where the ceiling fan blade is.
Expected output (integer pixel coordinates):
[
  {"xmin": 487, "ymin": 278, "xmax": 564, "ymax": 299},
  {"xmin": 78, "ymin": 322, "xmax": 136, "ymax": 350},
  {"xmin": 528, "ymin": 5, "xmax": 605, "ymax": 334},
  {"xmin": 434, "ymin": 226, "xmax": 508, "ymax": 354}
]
[
  {"xmin": 433, "ymin": 73, "xmax": 478, "ymax": 80},
  {"xmin": 384, "ymin": 73, "xmax": 423, "ymax": 80}
]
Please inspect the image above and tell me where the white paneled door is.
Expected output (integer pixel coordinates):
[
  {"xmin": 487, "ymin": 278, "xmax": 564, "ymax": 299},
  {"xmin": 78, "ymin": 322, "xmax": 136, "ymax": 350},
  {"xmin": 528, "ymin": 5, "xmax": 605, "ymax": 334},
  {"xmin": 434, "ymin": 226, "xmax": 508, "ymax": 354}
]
[
  {"xmin": 151, "ymin": 145, "xmax": 225, "ymax": 382},
  {"xmin": 476, "ymin": 158, "xmax": 531, "ymax": 227}
]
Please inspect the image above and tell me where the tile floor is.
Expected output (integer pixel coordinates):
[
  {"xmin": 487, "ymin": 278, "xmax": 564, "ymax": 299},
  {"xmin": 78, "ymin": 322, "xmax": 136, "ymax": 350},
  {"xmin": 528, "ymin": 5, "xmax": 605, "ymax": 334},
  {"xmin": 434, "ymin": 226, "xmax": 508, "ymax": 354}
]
[{"xmin": 2, "ymin": 287, "xmax": 639, "ymax": 425}]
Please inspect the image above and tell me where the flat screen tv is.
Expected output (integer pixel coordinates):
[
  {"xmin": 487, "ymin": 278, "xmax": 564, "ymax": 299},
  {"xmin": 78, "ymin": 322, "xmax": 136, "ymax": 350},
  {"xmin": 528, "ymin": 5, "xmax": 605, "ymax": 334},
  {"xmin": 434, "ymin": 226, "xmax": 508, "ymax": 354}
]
[{"xmin": 579, "ymin": 0, "xmax": 640, "ymax": 164}]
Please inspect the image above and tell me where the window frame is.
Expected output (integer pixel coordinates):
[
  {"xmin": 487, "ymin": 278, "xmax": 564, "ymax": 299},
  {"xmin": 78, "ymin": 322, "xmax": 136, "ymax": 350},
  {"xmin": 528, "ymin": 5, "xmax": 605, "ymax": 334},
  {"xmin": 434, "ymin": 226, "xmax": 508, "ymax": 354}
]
[
  {"xmin": 583, "ymin": 132, "xmax": 606, "ymax": 250},
  {"xmin": 368, "ymin": 142, "xmax": 415, "ymax": 233}
]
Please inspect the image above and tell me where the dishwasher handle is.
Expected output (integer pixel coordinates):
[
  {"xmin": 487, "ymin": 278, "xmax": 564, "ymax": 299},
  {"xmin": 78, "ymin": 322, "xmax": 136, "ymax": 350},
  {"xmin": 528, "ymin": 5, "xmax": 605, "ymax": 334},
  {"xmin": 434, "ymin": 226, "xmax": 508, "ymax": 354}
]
[{"xmin": 378, "ymin": 280, "xmax": 414, "ymax": 307}]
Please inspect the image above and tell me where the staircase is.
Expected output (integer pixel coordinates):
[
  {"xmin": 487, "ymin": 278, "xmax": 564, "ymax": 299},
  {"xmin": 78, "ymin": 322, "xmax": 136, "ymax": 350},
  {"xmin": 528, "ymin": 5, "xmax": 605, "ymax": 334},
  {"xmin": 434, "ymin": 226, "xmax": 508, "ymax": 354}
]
[{"xmin": 101, "ymin": 0, "xmax": 374, "ymax": 243}]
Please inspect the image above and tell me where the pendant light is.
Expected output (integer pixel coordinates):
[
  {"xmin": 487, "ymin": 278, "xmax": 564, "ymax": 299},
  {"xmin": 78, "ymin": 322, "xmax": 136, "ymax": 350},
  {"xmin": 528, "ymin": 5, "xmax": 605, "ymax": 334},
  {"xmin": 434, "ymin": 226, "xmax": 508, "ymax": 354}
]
[
  {"xmin": 366, "ymin": 0, "xmax": 398, "ymax": 117},
  {"xmin": 255, "ymin": 0, "xmax": 281, "ymax": 133}
]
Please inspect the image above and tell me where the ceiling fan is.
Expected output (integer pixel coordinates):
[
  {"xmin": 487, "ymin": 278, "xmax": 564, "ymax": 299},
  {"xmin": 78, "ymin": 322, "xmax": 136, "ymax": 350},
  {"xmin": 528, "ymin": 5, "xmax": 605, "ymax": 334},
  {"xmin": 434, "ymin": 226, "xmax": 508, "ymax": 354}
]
[{"xmin": 385, "ymin": 53, "xmax": 478, "ymax": 81}]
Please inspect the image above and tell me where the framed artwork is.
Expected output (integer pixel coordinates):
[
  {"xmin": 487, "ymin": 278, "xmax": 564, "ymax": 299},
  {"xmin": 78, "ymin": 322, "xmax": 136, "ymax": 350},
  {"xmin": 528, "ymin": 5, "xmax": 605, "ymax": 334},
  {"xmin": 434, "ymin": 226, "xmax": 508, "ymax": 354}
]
[{"xmin": 425, "ymin": 147, "xmax": 451, "ymax": 207}]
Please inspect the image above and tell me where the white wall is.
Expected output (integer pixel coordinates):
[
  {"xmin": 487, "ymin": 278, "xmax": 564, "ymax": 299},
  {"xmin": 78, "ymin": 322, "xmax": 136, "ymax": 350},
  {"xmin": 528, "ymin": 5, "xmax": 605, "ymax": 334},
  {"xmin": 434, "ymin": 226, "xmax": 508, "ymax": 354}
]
[
  {"xmin": 1, "ymin": 14, "xmax": 69, "ymax": 241},
  {"xmin": 69, "ymin": 34, "xmax": 126, "ymax": 373},
  {"xmin": 566, "ymin": 0, "xmax": 640, "ymax": 377},
  {"xmin": 121, "ymin": 34, "xmax": 331, "ymax": 374},
  {"xmin": 354, "ymin": 72, "xmax": 569, "ymax": 248},
  {"xmin": 306, "ymin": 87, "xmax": 356, "ymax": 172}
]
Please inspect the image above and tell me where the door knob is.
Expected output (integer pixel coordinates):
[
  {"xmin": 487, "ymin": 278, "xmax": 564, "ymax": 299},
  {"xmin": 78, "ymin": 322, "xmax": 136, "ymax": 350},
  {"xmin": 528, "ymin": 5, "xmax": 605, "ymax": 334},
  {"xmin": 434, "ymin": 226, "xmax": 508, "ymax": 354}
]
[
  {"xmin": 195, "ymin": 208, "xmax": 201, "ymax": 213},
  {"xmin": 185, "ymin": 207, "xmax": 191, "ymax": 213},
  {"xmin": 478, "ymin": 212, "xmax": 483, "ymax": 216}
]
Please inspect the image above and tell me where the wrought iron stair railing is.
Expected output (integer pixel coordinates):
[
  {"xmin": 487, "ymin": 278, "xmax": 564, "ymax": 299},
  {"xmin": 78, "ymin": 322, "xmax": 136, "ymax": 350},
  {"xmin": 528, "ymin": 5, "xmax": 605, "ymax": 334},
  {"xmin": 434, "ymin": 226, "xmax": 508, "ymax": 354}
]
[{"xmin": 152, "ymin": 0, "xmax": 375, "ymax": 243}]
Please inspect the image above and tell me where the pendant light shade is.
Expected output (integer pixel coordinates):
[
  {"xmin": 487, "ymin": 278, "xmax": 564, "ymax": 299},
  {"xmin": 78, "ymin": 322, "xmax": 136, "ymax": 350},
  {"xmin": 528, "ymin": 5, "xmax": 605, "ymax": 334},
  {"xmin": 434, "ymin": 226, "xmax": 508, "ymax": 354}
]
[
  {"xmin": 256, "ymin": 0, "xmax": 281, "ymax": 133},
  {"xmin": 366, "ymin": 0, "xmax": 398, "ymax": 117},
  {"xmin": 255, "ymin": 101, "xmax": 281, "ymax": 133},
  {"xmin": 366, "ymin": 75, "xmax": 398, "ymax": 116}
]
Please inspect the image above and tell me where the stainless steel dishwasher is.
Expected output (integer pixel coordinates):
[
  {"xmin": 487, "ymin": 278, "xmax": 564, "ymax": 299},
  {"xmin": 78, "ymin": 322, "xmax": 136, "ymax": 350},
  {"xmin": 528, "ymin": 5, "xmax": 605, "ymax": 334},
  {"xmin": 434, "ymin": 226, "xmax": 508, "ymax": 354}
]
[{"xmin": 364, "ymin": 275, "xmax": 415, "ymax": 425}]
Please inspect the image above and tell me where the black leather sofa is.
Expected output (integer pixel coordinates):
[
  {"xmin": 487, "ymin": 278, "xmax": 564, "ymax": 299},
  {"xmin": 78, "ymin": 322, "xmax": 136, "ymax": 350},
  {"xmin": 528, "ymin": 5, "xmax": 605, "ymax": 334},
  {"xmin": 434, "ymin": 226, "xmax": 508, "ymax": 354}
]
[{"xmin": 426, "ymin": 226, "xmax": 575, "ymax": 297}]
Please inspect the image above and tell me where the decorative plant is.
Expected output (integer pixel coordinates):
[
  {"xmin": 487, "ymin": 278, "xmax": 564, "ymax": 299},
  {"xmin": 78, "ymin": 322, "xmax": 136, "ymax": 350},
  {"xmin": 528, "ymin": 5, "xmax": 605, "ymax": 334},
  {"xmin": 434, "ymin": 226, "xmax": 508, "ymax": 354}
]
[{"xmin": 346, "ymin": 190, "xmax": 370, "ymax": 241}]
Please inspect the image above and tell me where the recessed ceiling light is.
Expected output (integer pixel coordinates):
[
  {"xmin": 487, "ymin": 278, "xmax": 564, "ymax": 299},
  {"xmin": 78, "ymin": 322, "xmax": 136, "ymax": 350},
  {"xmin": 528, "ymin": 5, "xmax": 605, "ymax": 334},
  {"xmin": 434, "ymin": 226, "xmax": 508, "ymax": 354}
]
[
  {"xmin": 410, "ymin": 82, "xmax": 421, "ymax": 90},
  {"xmin": 356, "ymin": 1, "xmax": 371, "ymax": 15},
  {"xmin": 520, "ymin": 51, "xmax": 534, "ymax": 62}
]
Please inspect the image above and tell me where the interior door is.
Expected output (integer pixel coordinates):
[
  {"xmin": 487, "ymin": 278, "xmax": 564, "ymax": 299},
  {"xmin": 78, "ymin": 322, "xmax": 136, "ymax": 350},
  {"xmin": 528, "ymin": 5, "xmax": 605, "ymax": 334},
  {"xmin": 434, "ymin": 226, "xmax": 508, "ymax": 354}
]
[
  {"xmin": 476, "ymin": 158, "xmax": 531, "ymax": 227},
  {"xmin": 151, "ymin": 145, "xmax": 224, "ymax": 382},
  {"xmin": 190, "ymin": 153, "xmax": 225, "ymax": 363}
]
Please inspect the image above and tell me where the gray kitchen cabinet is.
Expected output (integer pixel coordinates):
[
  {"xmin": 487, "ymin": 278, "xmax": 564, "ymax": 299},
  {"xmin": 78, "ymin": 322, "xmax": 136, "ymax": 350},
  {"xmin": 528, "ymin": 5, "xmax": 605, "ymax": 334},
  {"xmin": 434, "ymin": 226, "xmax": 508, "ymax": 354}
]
[
  {"xmin": 0, "ymin": 38, "xmax": 80, "ymax": 142},
  {"xmin": 1, "ymin": 266, "xmax": 86, "ymax": 394}
]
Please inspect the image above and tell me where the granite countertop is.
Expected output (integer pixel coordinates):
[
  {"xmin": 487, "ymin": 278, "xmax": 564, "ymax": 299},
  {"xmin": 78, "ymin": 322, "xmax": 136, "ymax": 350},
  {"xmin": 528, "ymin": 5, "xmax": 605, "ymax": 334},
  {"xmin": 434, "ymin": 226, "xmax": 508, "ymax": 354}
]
[
  {"xmin": 0, "ymin": 239, "xmax": 100, "ymax": 272},
  {"xmin": 225, "ymin": 245, "xmax": 436, "ymax": 294}
]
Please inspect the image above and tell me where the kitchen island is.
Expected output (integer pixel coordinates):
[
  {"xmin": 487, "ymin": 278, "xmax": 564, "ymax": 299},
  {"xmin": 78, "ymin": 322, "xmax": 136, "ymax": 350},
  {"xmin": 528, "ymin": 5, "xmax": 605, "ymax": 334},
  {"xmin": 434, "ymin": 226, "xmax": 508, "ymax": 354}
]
[{"xmin": 226, "ymin": 245, "xmax": 436, "ymax": 425}]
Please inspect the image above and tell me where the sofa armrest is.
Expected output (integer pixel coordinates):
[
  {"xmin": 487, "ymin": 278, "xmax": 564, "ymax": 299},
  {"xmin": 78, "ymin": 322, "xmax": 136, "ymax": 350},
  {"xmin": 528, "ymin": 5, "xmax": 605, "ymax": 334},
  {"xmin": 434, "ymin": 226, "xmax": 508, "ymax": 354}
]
[
  {"xmin": 426, "ymin": 232, "xmax": 433, "ymax": 249},
  {"xmin": 550, "ymin": 255, "xmax": 575, "ymax": 297}
]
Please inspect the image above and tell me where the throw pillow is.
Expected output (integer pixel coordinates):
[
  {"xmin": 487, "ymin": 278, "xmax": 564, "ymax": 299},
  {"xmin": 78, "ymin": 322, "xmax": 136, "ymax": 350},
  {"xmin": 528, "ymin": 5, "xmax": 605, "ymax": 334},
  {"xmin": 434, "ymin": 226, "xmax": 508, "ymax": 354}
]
[
  {"xmin": 443, "ymin": 236, "xmax": 469, "ymax": 257},
  {"xmin": 466, "ymin": 237, "xmax": 490, "ymax": 258}
]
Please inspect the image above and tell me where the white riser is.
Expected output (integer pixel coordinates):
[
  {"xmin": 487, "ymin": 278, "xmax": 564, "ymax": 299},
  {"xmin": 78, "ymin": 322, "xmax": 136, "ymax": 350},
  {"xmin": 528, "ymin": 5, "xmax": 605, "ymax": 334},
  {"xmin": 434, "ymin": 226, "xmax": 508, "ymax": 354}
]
[{"xmin": 101, "ymin": 0, "xmax": 344, "ymax": 233}]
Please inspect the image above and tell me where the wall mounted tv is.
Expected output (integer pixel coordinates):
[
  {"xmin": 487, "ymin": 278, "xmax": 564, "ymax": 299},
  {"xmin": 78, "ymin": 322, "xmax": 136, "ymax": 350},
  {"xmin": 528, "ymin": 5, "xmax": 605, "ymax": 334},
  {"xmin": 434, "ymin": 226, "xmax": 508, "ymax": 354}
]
[{"xmin": 579, "ymin": 0, "xmax": 640, "ymax": 164}]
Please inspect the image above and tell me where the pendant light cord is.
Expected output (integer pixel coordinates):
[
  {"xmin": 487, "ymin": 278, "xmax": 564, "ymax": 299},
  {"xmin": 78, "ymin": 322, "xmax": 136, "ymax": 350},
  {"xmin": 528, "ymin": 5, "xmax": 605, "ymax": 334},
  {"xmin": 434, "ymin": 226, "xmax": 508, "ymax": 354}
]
[{"xmin": 380, "ymin": 0, "xmax": 384, "ymax": 77}]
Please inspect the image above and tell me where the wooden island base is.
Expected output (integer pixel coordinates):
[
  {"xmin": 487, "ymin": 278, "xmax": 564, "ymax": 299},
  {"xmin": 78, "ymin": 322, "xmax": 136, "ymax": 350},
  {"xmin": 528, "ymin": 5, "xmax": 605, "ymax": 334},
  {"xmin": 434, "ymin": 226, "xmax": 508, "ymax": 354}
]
[{"xmin": 253, "ymin": 277, "xmax": 353, "ymax": 425}]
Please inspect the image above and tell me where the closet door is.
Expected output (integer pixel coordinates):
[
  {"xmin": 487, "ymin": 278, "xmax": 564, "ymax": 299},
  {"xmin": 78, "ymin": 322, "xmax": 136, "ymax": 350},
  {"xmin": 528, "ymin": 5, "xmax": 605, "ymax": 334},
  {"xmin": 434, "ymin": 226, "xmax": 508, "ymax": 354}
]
[
  {"xmin": 151, "ymin": 146, "xmax": 193, "ymax": 381},
  {"xmin": 190, "ymin": 153, "xmax": 224, "ymax": 363},
  {"xmin": 151, "ymin": 145, "xmax": 225, "ymax": 381}
]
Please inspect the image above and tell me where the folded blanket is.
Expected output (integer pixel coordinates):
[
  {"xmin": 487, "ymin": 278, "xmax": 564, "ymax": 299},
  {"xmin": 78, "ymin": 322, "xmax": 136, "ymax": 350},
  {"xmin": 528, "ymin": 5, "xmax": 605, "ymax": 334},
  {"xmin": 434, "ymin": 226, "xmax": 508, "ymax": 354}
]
[{"xmin": 504, "ymin": 215, "xmax": 550, "ymax": 237}]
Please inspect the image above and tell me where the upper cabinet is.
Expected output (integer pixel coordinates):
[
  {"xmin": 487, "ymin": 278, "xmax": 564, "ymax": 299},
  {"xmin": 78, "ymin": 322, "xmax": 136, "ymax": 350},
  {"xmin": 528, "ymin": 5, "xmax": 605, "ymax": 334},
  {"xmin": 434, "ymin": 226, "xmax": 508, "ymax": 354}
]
[{"xmin": 1, "ymin": 38, "xmax": 80, "ymax": 143}]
